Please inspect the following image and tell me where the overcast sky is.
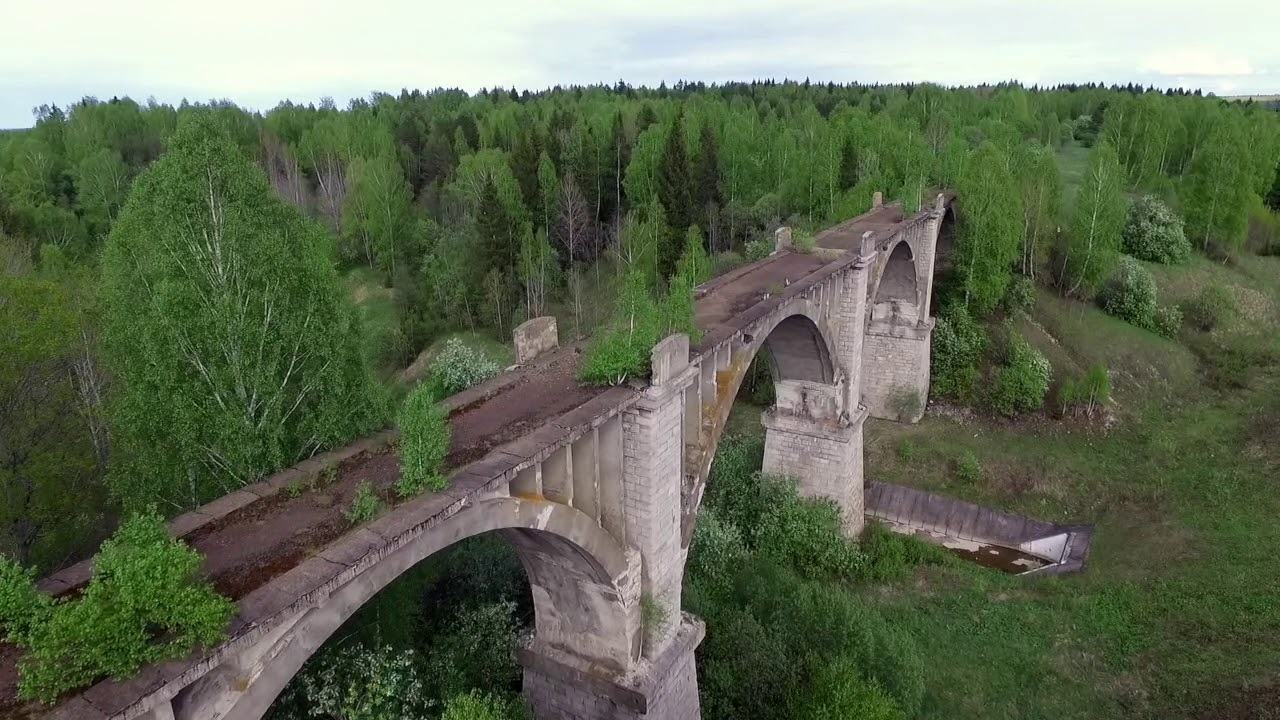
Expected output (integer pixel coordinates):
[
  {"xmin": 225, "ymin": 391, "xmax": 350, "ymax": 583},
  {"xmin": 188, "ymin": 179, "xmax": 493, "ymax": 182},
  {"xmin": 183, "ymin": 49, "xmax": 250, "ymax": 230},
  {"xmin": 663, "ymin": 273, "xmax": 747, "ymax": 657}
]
[{"xmin": 3, "ymin": 0, "xmax": 1277, "ymax": 128}]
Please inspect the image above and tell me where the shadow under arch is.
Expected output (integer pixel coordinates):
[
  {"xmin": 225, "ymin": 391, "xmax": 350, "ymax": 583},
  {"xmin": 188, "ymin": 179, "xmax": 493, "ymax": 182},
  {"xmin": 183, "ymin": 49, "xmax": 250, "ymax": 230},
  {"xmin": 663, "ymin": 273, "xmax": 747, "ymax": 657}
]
[{"xmin": 200, "ymin": 497, "xmax": 638, "ymax": 720}]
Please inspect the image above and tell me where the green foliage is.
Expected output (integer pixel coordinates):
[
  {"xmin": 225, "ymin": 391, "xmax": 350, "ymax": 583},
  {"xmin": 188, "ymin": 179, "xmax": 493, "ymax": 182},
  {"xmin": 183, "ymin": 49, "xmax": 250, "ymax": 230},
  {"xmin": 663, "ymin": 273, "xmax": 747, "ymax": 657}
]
[
  {"xmin": 426, "ymin": 337, "xmax": 501, "ymax": 400},
  {"xmin": 276, "ymin": 643, "xmax": 431, "ymax": 720},
  {"xmin": 397, "ymin": 386, "xmax": 451, "ymax": 497},
  {"xmin": 1152, "ymin": 304, "xmax": 1183, "ymax": 339},
  {"xmin": 954, "ymin": 450, "xmax": 983, "ymax": 484},
  {"xmin": 1003, "ymin": 274, "xmax": 1037, "ymax": 312},
  {"xmin": 792, "ymin": 229, "xmax": 817, "ymax": 253},
  {"xmin": 0, "ymin": 511, "xmax": 234, "ymax": 703},
  {"xmin": 744, "ymin": 235, "xmax": 774, "ymax": 261},
  {"xmin": 1062, "ymin": 142, "xmax": 1126, "ymax": 296},
  {"xmin": 1098, "ymin": 255, "xmax": 1158, "ymax": 330},
  {"xmin": 989, "ymin": 328, "xmax": 1051, "ymax": 416},
  {"xmin": 797, "ymin": 659, "xmax": 908, "ymax": 720},
  {"xmin": 859, "ymin": 521, "xmax": 953, "ymax": 582},
  {"xmin": 346, "ymin": 482, "xmax": 382, "ymax": 524},
  {"xmin": 102, "ymin": 113, "xmax": 386, "ymax": 511},
  {"xmin": 1182, "ymin": 117, "xmax": 1253, "ymax": 255},
  {"xmin": 930, "ymin": 305, "xmax": 988, "ymax": 402},
  {"xmin": 895, "ymin": 439, "xmax": 918, "ymax": 463},
  {"xmin": 442, "ymin": 691, "xmax": 526, "ymax": 720},
  {"xmin": 641, "ymin": 593, "xmax": 672, "ymax": 649},
  {"xmin": 954, "ymin": 141, "xmax": 1022, "ymax": 316},
  {"xmin": 1059, "ymin": 364, "xmax": 1111, "ymax": 417},
  {"xmin": 1184, "ymin": 283, "xmax": 1237, "ymax": 332},
  {"xmin": 676, "ymin": 225, "xmax": 712, "ymax": 284},
  {"xmin": 1122, "ymin": 195, "xmax": 1191, "ymax": 264}
]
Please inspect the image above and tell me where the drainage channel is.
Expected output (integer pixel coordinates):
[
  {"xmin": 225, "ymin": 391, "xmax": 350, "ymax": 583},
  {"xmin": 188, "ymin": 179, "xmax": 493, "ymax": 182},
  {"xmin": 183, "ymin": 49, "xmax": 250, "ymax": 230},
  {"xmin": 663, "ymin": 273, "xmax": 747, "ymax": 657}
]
[{"xmin": 865, "ymin": 481, "xmax": 1092, "ymax": 576}]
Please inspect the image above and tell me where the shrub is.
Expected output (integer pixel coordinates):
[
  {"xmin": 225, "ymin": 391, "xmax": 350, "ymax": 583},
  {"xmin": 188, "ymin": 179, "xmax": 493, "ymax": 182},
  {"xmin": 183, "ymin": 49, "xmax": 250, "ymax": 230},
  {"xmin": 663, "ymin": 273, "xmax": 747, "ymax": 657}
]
[
  {"xmin": 1184, "ymin": 283, "xmax": 1237, "ymax": 332},
  {"xmin": 1098, "ymin": 255, "xmax": 1157, "ymax": 330},
  {"xmin": 989, "ymin": 330, "xmax": 1051, "ymax": 416},
  {"xmin": 955, "ymin": 451, "xmax": 982, "ymax": 485},
  {"xmin": 895, "ymin": 439, "xmax": 918, "ymax": 463},
  {"xmin": 1122, "ymin": 195, "xmax": 1191, "ymax": 264},
  {"xmin": 1245, "ymin": 197, "xmax": 1280, "ymax": 255},
  {"xmin": 930, "ymin": 305, "xmax": 988, "ymax": 402},
  {"xmin": 1153, "ymin": 304, "xmax": 1183, "ymax": 339},
  {"xmin": 797, "ymin": 659, "xmax": 907, "ymax": 720},
  {"xmin": 346, "ymin": 482, "xmax": 382, "ymax": 524},
  {"xmin": 426, "ymin": 338, "xmax": 501, "ymax": 400},
  {"xmin": 1003, "ymin": 275, "xmax": 1037, "ymax": 312},
  {"xmin": 1059, "ymin": 364, "xmax": 1111, "ymax": 417},
  {"xmin": 711, "ymin": 250, "xmax": 746, "ymax": 276},
  {"xmin": 687, "ymin": 508, "xmax": 749, "ymax": 584},
  {"xmin": 859, "ymin": 522, "xmax": 951, "ymax": 581},
  {"xmin": 397, "ymin": 385, "xmax": 452, "ymax": 496},
  {"xmin": 442, "ymin": 691, "xmax": 525, "ymax": 720},
  {"xmin": 745, "ymin": 236, "xmax": 774, "ymax": 262},
  {"xmin": 0, "ymin": 511, "xmax": 234, "ymax": 703},
  {"xmin": 793, "ymin": 230, "xmax": 817, "ymax": 253},
  {"xmin": 280, "ymin": 643, "xmax": 431, "ymax": 720}
]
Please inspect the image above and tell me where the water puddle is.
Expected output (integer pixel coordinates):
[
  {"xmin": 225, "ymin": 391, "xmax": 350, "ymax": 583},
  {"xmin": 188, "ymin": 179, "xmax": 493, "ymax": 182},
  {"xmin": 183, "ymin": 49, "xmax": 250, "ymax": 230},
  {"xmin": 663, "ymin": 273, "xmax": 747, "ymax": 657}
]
[{"xmin": 880, "ymin": 521, "xmax": 1054, "ymax": 574}]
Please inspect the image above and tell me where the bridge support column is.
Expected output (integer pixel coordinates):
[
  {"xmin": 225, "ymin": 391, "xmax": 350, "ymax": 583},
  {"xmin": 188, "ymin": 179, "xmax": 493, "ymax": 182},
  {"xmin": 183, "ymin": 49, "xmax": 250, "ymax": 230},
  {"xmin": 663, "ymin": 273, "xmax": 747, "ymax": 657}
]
[
  {"xmin": 861, "ymin": 320, "xmax": 933, "ymax": 423},
  {"xmin": 762, "ymin": 380, "xmax": 866, "ymax": 534},
  {"xmin": 519, "ymin": 614, "xmax": 704, "ymax": 720}
]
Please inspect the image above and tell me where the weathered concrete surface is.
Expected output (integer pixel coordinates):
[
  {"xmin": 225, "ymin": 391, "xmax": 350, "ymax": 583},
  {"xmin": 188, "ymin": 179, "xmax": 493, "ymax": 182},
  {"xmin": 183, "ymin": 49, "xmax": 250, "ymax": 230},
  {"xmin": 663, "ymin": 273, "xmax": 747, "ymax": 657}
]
[
  {"xmin": 515, "ymin": 316, "xmax": 559, "ymax": 364},
  {"xmin": 864, "ymin": 481, "xmax": 1094, "ymax": 575}
]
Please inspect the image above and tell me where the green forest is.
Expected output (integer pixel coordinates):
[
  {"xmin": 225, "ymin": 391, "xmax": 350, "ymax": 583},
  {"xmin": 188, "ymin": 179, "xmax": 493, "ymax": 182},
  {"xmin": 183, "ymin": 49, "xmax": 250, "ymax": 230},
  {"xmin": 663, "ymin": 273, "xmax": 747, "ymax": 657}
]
[{"xmin": 2, "ymin": 79, "xmax": 1280, "ymax": 719}]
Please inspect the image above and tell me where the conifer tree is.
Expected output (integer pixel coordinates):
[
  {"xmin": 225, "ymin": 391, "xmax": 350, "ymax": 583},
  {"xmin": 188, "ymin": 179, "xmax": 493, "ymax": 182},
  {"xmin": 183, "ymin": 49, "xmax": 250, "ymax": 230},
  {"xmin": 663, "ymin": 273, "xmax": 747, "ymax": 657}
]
[{"xmin": 656, "ymin": 110, "xmax": 695, "ymax": 278}]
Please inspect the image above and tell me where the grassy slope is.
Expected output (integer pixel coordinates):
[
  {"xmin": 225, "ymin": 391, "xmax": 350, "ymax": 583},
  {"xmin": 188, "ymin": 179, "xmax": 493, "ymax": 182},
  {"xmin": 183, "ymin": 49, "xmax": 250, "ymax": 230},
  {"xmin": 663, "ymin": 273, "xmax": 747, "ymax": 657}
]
[{"xmin": 842, "ymin": 146, "xmax": 1280, "ymax": 718}]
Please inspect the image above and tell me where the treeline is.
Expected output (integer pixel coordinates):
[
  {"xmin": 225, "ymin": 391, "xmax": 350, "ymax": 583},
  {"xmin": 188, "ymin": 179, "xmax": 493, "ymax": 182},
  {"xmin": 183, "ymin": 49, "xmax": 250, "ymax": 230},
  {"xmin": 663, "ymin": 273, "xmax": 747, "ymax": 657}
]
[{"xmin": 3, "ymin": 80, "xmax": 1280, "ymax": 572}]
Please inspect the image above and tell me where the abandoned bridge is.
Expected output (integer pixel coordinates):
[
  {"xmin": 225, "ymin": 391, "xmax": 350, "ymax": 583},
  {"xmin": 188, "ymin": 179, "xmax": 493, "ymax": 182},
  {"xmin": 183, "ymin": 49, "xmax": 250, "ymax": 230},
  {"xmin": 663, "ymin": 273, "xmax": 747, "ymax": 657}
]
[{"xmin": 6, "ymin": 193, "xmax": 956, "ymax": 720}]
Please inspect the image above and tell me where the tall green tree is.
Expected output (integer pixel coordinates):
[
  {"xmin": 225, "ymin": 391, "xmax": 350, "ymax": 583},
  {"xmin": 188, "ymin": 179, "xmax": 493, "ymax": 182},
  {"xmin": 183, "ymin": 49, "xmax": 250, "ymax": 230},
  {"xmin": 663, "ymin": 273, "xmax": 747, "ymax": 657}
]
[
  {"xmin": 656, "ymin": 111, "xmax": 695, "ymax": 278},
  {"xmin": 101, "ymin": 114, "xmax": 386, "ymax": 511},
  {"xmin": 476, "ymin": 177, "xmax": 518, "ymax": 275},
  {"xmin": 1181, "ymin": 118, "xmax": 1252, "ymax": 253},
  {"xmin": 1062, "ymin": 142, "xmax": 1126, "ymax": 295},
  {"xmin": 953, "ymin": 142, "xmax": 1021, "ymax": 316},
  {"xmin": 343, "ymin": 150, "xmax": 415, "ymax": 277},
  {"xmin": 1012, "ymin": 144, "xmax": 1062, "ymax": 278}
]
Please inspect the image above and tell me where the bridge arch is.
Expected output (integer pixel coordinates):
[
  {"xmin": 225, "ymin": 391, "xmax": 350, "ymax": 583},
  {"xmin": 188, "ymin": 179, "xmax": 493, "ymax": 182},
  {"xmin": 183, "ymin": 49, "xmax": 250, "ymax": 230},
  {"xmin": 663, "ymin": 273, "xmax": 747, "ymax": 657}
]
[{"xmin": 199, "ymin": 497, "xmax": 639, "ymax": 720}]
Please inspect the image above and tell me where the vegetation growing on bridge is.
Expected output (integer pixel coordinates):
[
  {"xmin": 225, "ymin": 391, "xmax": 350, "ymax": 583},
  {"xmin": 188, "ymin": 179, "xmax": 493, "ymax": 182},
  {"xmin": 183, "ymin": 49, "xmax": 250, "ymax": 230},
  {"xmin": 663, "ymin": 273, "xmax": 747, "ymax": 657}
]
[
  {"xmin": 0, "ymin": 511, "xmax": 233, "ymax": 703},
  {"xmin": 397, "ymin": 385, "xmax": 452, "ymax": 496}
]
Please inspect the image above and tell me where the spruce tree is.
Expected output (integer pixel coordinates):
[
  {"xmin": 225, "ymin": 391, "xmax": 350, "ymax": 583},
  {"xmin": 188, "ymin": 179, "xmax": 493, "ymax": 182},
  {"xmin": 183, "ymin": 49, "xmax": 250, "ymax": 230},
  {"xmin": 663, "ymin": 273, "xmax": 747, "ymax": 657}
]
[
  {"xmin": 837, "ymin": 136, "xmax": 860, "ymax": 190},
  {"xmin": 694, "ymin": 121, "xmax": 723, "ymax": 219},
  {"xmin": 510, "ymin": 128, "xmax": 543, "ymax": 215},
  {"xmin": 476, "ymin": 177, "xmax": 517, "ymax": 275},
  {"xmin": 656, "ymin": 110, "xmax": 695, "ymax": 278}
]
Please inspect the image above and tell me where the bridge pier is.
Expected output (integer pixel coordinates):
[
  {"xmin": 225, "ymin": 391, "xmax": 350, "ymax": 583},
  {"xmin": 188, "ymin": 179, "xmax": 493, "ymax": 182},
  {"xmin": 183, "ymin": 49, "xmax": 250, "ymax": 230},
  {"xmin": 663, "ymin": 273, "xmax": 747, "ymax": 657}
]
[
  {"xmin": 519, "ymin": 614, "xmax": 704, "ymax": 720},
  {"xmin": 861, "ymin": 319, "xmax": 933, "ymax": 423},
  {"xmin": 762, "ymin": 380, "xmax": 866, "ymax": 534}
]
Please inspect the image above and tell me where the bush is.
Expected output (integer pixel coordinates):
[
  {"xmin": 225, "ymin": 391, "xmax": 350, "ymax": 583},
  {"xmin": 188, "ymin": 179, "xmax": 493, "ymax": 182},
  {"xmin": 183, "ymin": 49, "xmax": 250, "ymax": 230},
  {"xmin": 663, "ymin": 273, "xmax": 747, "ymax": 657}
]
[
  {"xmin": 859, "ymin": 522, "xmax": 952, "ymax": 581},
  {"xmin": 745, "ymin": 236, "xmax": 774, "ymax": 262},
  {"xmin": 426, "ymin": 338, "xmax": 501, "ymax": 400},
  {"xmin": 1184, "ymin": 283, "xmax": 1237, "ymax": 332},
  {"xmin": 442, "ymin": 691, "xmax": 526, "ymax": 720},
  {"xmin": 1059, "ymin": 364, "xmax": 1111, "ymax": 417},
  {"xmin": 1003, "ymin": 275, "xmax": 1037, "ymax": 312},
  {"xmin": 0, "ymin": 511, "xmax": 234, "ymax": 703},
  {"xmin": 1098, "ymin": 256, "xmax": 1157, "ymax": 330},
  {"xmin": 1153, "ymin": 304, "xmax": 1183, "ymax": 338},
  {"xmin": 398, "ymin": 385, "xmax": 452, "ymax": 496},
  {"xmin": 1245, "ymin": 198, "xmax": 1280, "ymax": 255},
  {"xmin": 280, "ymin": 644, "xmax": 431, "ymax": 720},
  {"xmin": 955, "ymin": 451, "xmax": 982, "ymax": 484},
  {"xmin": 797, "ymin": 659, "xmax": 907, "ymax": 720},
  {"xmin": 711, "ymin": 250, "xmax": 746, "ymax": 276},
  {"xmin": 793, "ymin": 230, "xmax": 817, "ymax": 253},
  {"xmin": 895, "ymin": 439, "xmax": 918, "ymax": 463},
  {"xmin": 989, "ymin": 329, "xmax": 1051, "ymax": 416},
  {"xmin": 346, "ymin": 482, "xmax": 382, "ymax": 524},
  {"xmin": 1122, "ymin": 195, "xmax": 1190, "ymax": 264},
  {"xmin": 930, "ymin": 305, "xmax": 988, "ymax": 402}
]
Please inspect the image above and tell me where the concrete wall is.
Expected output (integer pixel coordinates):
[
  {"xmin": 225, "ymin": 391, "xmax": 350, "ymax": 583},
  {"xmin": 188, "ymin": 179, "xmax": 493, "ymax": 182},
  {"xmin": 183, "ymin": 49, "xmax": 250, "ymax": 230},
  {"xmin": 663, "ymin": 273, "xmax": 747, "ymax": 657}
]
[{"xmin": 762, "ymin": 409, "xmax": 865, "ymax": 534}]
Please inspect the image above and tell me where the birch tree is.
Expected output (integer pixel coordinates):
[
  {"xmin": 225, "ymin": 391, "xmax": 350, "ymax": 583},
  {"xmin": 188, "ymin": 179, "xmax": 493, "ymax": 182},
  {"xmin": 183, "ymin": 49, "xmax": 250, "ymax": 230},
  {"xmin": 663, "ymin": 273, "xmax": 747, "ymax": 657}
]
[
  {"xmin": 102, "ymin": 113, "xmax": 386, "ymax": 511},
  {"xmin": 1062, "ymin": 142, "xmax": 1126, "ymax": 295}
]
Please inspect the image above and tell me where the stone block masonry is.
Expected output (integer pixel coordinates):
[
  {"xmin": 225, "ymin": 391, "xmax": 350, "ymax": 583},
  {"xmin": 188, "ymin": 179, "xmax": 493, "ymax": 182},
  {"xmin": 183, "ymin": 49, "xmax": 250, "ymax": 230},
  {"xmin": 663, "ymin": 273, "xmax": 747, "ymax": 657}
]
[
  {"xmin": 761, "ymin": 407, "xmax": 866, "ymax": 534},
  {"xmin": 862, "ymin": 321, "xmax": 932, "ymax": 423}
]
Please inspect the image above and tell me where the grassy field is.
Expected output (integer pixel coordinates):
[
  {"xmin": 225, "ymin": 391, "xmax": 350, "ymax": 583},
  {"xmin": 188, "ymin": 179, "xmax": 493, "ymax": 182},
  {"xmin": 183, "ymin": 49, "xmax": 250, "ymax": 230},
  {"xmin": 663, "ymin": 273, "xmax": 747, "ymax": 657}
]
[{"xmin": 857, "ymin": 254, "xmax": 1280, "ymax": 719}]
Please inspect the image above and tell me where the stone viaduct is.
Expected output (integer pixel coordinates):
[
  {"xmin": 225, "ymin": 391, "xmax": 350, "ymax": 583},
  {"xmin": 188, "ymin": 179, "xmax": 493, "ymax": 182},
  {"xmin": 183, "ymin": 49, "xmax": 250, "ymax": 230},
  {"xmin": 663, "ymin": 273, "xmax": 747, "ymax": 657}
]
[{"xmin": 18, "ymin": 194, "xmax": 954, "ymax": 720}]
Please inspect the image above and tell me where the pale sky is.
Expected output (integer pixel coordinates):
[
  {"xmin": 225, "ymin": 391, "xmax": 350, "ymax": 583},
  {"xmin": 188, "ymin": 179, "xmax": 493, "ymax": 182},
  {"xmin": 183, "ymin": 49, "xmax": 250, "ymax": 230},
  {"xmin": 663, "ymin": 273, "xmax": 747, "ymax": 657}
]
[{"xmin": 3, "ymin": 0, "xmax": 1277, "ymax": 128}]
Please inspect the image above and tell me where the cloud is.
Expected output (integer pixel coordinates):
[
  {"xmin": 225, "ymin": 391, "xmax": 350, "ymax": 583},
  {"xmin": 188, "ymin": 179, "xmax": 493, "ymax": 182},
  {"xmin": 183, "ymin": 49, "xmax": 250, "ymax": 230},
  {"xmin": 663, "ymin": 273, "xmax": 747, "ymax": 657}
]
[{"xmin": 1140, "ymin": 50, "xmax": 1254, "ymax": 77}]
